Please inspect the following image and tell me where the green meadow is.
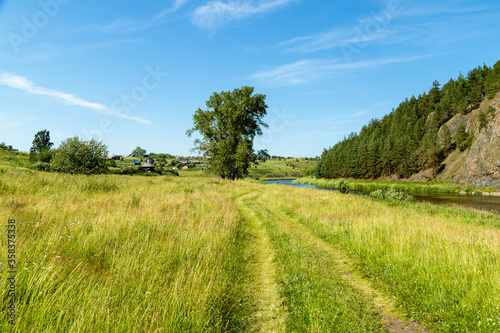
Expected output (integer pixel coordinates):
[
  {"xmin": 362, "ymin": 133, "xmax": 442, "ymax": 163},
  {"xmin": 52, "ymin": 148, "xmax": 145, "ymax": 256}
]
[{"xmin": 1, "ymin": 152, "xmax": 500, "ymax": 332}]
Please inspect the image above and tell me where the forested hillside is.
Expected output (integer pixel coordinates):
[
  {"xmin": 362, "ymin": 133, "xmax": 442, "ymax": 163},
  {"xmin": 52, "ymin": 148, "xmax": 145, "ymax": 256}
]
[{"xmin": 316, "ymin": 61, "xmax": 500, "ymax": 180}]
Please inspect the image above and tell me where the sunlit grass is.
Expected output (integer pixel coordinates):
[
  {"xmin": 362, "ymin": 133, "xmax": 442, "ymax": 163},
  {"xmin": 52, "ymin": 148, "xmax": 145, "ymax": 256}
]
[
  {"xmin": 1, "ymin": 165, "xmax": 499, "ymax": 332},
  {"xmin": 295, "ymin": 176, "xmax": 500, "ymax": 194},
  {"xmin": 262, "ymin": 185, "xmax": 500, "ymax": 332},
  {"xmin": 0, "ymin": 172, "xmax": 252, "ymax": 332}
]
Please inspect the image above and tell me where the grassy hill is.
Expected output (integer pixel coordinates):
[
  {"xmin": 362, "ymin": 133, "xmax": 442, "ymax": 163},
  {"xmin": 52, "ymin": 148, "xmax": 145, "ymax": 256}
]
[
  {"xmin": 247, "ymin": 157, "xmax": 315, "ymax": 179},
  {"xmin": 0, "ymin": 149, "xmax": 30, "ymax": 172}
]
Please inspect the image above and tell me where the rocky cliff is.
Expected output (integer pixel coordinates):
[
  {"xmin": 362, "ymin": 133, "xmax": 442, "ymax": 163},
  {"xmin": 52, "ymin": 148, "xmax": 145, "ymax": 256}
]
[{"xmin": 437, "ymin": 91, "xmax": 500, "ymax": 188}]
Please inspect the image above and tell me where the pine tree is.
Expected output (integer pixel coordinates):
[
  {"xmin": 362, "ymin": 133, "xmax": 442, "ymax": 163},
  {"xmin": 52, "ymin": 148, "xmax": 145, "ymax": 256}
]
[
  {"xmin": 438, "ymin": 123, "xmax": 452, "ymax": 151},
  {"xmin": 455, "ymin": 123, "xmax": 468, "ymax": 151}
]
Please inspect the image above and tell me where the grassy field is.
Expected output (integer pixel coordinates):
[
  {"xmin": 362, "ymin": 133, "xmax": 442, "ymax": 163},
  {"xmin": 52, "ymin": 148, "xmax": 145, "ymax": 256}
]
[
  {"xmin": 104, "ymin": 155, "xmax": 315, "ymax": 179},
  {"xmin": 294, "ymin": 176, "xmax": 500, "ymax": 195},
  {"xmin": 246, "ymin": 158, "xmax": 315, "ymax": 179},
  {"xmin": 1, "ymin": 156, "xmax": 500, "ymax": 332}
]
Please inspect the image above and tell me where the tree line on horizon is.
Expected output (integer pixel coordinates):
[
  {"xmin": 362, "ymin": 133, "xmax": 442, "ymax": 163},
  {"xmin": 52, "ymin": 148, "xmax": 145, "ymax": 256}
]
[{"xmin": 315, "ymin": 60, "xmax": 500, "ymax": 180}]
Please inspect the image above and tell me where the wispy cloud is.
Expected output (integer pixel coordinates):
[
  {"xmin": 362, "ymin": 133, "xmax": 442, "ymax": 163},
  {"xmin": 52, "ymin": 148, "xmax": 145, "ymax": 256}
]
[
  {"xmin": 281, "ymin": 0, "xmax": 498, "ymax": 55},
  {"xmin": 0, "ymin": 73, "xmax": 151, "ymax": 124},
  {"xmin": 280, "ymin": 26, "xmax": 391, "ymax": 54},
  {"xmin": 72, "ymin": 38, "xmax": 146, "ymax": 50},
  {"xmin": 81, "ymin": 9, "xmax": 171, "ymax": 34},
  {"xmin": 280, "ymin": 0, "xmax": 403, "ymax": 54},
  {"xmin": 81, "ymin": 1, "xmax": 194, "ymax": 34},
  {"xmin": 251, "ymin": 54, "xmax": 441, "ymax": 86},
  {"xmin": 191, "ymin": 0, "xmax": 296, "ymax": 30},
  {"xmin": 252, "ymin": 59, "xmax": 331, "ymax": 86},
  {"xmin": 173, "ymin": 0, "xmax": 190, "ymax": 11}
]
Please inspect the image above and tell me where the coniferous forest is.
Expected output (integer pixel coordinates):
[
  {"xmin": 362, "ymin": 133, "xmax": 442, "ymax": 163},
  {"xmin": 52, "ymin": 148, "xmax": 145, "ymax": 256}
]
[{"xmin": 315, "ymin": 61, "xmax": 500, "ymax": 179}]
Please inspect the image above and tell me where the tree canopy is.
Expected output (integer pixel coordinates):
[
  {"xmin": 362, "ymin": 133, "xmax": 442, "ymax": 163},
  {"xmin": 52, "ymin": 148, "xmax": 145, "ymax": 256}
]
[
  {"xmin": 315, "ymin": 61, "xmax": 500, "ymax": 180},
  {"xmin": 50, "ymin": 137, "xmax": 108, "ymax": 175},
  {"xmin": 131, "ymin": 146, "xmax": 147, "ymax": 157},
  {"xmin": 257, "ymin": 149, "xmax": 271, "ymax": 162},
  {"xmin": 187, "ymin": 86, "xmax": 268, "ymax": 180},
  {"xmin": 30, "ymin": 130, "xmax": 53, "ymax": 161}
]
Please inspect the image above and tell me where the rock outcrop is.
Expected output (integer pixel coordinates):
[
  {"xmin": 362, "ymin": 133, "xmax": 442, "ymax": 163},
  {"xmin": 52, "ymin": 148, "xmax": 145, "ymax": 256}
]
[{"xmin": 438, "ymin": 91, "xmax": 500, "ymax": 188}]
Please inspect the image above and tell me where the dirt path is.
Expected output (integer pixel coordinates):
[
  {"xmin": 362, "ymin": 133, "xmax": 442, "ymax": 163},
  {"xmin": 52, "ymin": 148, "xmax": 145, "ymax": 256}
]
[
  {"xmin": 237, "ymin": 192, "xmax": 286, "ymax": 332},
  {"xmin": 254, "ymin": 196, "xmax": 429, "ymax": 333}
]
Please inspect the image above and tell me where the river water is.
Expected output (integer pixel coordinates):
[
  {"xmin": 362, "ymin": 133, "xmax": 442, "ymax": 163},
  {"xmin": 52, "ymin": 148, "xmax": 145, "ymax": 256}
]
[{"xmin": 265, "ymin": 179, "xmax": 500, "ymax": 215}]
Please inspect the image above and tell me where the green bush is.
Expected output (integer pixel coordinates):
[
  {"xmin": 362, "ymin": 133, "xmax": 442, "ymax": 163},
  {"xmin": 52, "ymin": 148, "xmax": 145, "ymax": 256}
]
[
  {"xmin": 50, "ymin": 137, "xmax": 108, "ymax": 175},
  {"xmin": 338, "ymin": 179, "xmax": 349, "ymax": 194},
  {"xmin": 370, "ymin": 188, "xmax": 416, "ymax": 202},
  {"xmin": 30, "ymin": 162, "xmax": 51, "ymax": 172},
  {"xmin": 38, "ymin": 148, "xmax": 55, "ymax": 163}
]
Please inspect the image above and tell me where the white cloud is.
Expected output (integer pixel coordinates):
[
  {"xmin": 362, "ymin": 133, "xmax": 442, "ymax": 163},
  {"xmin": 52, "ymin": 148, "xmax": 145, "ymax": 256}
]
[
  {"xmin": 280, "ymin": 27, "xmax": 391, "ymax": 54},
  {"xmin": 280, "ymin": 1, "xmax": 403, "ymax": 54},
  {"xmin": 191, "ymin": 0, "xmax": 295, "ymax": 30},
  {"xmin": 251, "ymin": 54, "xmax": 441, "ymax": 86},
  {"xmin": 280, "ymin": 0, "xmax": 499, "ymax": 55},
  {"xmin": 0, "ymin": 73, "xmax": 151, "ymax": 124},
  {"xmin": 173, "ymin": 0, "xmax": 190, "ymax": 11},
  {"xmin": 81, "ymin": 1, "xmax": 194, "ymax": 34},
  {"xmin": 81, "ymin": 9, "xmax": 171, "ymax": 34},
  {"xmin": 251, "ymin": 59, "xmax": 333, "ymax": 86}
]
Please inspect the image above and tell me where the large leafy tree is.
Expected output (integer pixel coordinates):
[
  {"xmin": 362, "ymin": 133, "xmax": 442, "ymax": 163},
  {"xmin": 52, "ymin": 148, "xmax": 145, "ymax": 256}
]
[
  {"xmin": 50, "ymin": 136, "xmax": 108, "ymax": 174},
  {"xmin": 30, "ymin": 130, "xmax": 54, "ymax": 161},
  {"xmin": 186, "ymin": 86, "xmax": 268, "ymax": 180},
  {"xmin": 256, "ymin": 149, "xmax": 271, "ymax": 162},
  {"xmin": 131, "ymin": 146, "xmax": 147, "ymax": 157}
]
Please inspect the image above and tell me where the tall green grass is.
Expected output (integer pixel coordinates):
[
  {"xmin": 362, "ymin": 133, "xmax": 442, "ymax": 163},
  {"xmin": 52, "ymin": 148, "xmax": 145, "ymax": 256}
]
[
  {"xmin": 0, "ymin": 172, "xmax": 252, "ymax": 332},
  {"xmin": 1, "ymin": 165, "xmax": 500, "ymax": 332},
  {"xmin": 249, "ymin": 199, "xmax": 384, "ymax": 332},
  {"xmin": 261, "ymin": 186, "xmax": 500, "ymax": 332}
]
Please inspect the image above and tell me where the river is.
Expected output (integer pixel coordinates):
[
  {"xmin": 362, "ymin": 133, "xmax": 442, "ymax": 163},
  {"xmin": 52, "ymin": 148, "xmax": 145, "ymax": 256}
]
[{"xmin": 265, "ymin": 179, "xmax": 500, "ymax": 215}]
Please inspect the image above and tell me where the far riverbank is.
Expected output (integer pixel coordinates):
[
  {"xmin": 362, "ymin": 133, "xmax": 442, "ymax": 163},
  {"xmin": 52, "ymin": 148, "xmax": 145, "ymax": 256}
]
[{"xmin": 293, "ymin": 177, "xmax": 500, "ymax": 196}]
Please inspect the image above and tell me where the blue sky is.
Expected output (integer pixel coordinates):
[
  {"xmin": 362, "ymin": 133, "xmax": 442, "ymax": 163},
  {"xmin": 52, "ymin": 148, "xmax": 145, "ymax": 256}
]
[{"xmin": 0, "ymin": 0, "xmax": 499, "ymax": 157}]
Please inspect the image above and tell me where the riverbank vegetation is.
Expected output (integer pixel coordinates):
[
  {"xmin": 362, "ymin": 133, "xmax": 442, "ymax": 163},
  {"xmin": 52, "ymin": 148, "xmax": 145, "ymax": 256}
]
[
  {"xmin": 294, "ymin": 176, "xmax": 498, "ymax": 195},
  {"xmin": 1, "ymin": 166, "xmax": 499, "ymax": 332},
  {"xmin": 315, "ymin": 61, "xmax": 500, "ymax": 180}
]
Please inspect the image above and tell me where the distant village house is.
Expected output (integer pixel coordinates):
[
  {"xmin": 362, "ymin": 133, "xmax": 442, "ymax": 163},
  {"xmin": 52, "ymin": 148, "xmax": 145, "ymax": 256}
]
[
  {"xmin": 106, "ymin": 155, "xmax": 122, "ymax": 160},
  {"xmin": 141, "ymin": 157, "xmax": 155, "ymax": 172}
]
